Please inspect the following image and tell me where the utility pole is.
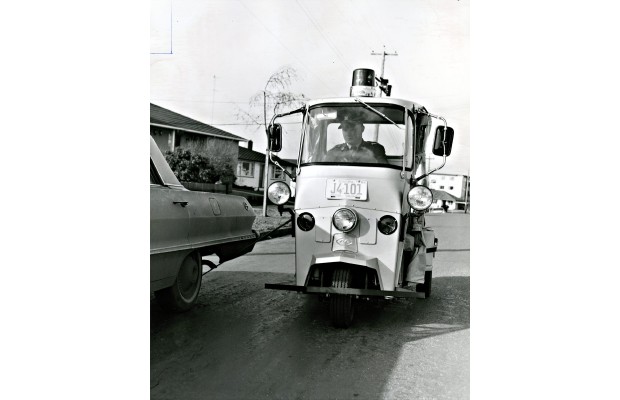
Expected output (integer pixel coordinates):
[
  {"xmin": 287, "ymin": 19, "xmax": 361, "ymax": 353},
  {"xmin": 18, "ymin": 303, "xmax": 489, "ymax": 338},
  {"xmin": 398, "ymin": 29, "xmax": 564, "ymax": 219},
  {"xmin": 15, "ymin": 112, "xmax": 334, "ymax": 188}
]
[
  {"xmin": 425, "ymin": 156, "xmax": 432, "ymax": 187},
  {"xmin": 371, "ymin": 45, "xmax": 398, "ymax": 98},
  {"xmin": 262, "ymin": 90, "xmax": 269, "ymax": 217},
  {"xmin": 464, "ymin": 172, "xmax": 470, "ymax": 213},
  {"xmin": 370, "ymin": 46, "xmax": 397, "ymax": 141},
  {"xmin": 211, "ymin": 75, "xmax": 216, "ymax": 122}
]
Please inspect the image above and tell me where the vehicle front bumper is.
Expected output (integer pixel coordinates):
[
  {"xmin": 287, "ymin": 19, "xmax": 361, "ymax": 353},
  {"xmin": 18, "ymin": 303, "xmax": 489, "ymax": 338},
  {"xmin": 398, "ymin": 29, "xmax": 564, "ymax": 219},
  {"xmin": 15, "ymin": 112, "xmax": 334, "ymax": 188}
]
[{"xmin": 264, "ymin": 283, "xmax": 425, "ymax": 298}]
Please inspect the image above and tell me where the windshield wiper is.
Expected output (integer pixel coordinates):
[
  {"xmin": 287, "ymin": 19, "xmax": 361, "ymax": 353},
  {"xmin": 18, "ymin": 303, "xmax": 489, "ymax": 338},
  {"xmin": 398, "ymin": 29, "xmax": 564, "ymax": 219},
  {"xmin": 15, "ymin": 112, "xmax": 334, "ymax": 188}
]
[{"xmin": 353, "ymin": 97, "xmax": 403, "ymax": 130}]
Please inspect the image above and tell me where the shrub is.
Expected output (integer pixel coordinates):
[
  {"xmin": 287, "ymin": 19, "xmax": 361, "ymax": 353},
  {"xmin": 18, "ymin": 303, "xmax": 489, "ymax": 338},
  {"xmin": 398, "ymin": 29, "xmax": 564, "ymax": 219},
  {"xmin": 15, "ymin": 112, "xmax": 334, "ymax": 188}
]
[{"xmin": 164, "ymin": 148, "xmax": 235, "ymax": 184}]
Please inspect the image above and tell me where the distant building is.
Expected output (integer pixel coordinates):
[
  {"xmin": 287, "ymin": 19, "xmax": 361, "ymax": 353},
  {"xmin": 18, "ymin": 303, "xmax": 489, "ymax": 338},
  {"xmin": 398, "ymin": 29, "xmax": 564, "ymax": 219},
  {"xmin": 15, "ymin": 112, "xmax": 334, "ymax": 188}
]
[
  {"xmin": 428, "ymin": 173, "xmax": 470, "ymax": 211},
  {"xmin": 236, "ymin": 141, "xmax": 296, "ymax": 191}
]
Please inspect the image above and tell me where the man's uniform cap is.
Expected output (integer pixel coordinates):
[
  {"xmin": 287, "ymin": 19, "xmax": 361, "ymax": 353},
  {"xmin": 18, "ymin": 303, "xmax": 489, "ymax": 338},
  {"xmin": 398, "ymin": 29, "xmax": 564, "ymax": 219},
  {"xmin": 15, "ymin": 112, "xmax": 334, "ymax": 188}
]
[{"xmin": 338, "ymin": 110, "xmax": 365, "ymax": 129}]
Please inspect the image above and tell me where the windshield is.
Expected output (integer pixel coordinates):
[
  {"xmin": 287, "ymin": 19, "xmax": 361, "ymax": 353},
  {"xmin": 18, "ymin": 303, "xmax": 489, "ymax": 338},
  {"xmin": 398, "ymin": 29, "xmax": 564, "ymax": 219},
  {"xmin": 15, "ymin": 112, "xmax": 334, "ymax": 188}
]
[{"xmin": 301, "ymin": 104, "xmax": 413, "ymax": 169}]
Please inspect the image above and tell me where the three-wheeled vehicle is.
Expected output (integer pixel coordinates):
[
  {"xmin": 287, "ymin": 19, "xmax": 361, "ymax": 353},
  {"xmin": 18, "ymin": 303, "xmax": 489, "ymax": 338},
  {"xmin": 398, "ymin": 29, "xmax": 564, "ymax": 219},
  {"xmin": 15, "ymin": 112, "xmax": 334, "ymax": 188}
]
[{"xmin": 263, "ymin": 69, "xmax": 454, "ymax": 327}]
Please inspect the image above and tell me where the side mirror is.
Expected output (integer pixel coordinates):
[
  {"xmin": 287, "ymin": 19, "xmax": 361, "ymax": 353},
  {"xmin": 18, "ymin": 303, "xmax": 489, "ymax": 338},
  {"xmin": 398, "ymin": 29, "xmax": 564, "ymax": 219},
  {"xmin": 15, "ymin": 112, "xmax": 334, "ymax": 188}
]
[
  {"xmin": 267, "ymin": 123, "xmax": 282, "ymax": 152},
  {"xmin": 432, "ymin": 126, "xmax": 454, "ymax": 156}
]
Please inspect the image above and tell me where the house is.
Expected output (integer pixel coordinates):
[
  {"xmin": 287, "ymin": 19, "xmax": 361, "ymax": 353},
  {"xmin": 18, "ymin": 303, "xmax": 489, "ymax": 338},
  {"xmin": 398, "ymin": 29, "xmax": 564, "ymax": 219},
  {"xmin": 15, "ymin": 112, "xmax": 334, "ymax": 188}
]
[
  {"xmin": 150, "ymin": 103, "xmax": 247, "ymax": 168},
  {"xmin": 236, "ymin": 141, "xmax": 296, "ymax": 191},
  {"xmin": 429, "ymin": 189, "xmax": 458, "ymax": 212},
  {"xmin": 428, "ymin": 173, "xmax": 471, "ymax": 211},
  {"xmin": 150, "ymin": 103, "xmax": 250, "ymax": 191}
]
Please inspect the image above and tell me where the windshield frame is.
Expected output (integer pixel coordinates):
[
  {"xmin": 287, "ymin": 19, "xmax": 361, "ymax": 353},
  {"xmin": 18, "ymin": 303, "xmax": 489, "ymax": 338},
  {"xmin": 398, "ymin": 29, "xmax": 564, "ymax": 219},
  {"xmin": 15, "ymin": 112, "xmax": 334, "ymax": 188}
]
[{"xmin": 299, "ymin": 103, "xmax": 413, "ymax": 171}]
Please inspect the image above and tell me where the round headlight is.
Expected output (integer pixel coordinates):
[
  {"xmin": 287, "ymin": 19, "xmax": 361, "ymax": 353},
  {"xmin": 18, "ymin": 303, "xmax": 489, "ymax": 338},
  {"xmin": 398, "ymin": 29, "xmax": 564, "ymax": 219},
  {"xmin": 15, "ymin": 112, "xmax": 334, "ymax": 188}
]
[
  {"xmin": 297, "ymin": 212, "xmax": 315, "ymax": 231},
  {"xmin": 407, "ymin": 186, "xmax": 433, "ymax": 211},
  {"xmin": 378, "ymin": 215, "xmax": 398, "ymax": 235},
  {"xmin": 267, "ymin": 182, "xmax": 291, "ymax": 205},
  {"xmin": 332, "ymin": 208, "xmax": 358, "ymax": 232}
]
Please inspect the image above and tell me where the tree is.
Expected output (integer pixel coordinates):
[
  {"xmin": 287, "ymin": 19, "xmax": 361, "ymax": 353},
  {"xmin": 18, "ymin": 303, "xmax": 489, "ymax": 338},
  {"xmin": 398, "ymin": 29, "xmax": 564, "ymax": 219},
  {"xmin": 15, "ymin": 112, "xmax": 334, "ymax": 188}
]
[
  {"xmin": 236, "ymin": 66, "xmax": 305, "ymax": 216},
  {"xmin": 236, "ymin": 66, "xmax": 306, "ymax": 129}
]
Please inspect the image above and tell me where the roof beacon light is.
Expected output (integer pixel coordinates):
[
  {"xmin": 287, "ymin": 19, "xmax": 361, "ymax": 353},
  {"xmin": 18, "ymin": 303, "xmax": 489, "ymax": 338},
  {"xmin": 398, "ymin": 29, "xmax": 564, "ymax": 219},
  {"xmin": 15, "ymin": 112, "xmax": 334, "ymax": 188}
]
[{"xmin": 350, "ymin": 68, "xmax": 376, "ymax": 97}]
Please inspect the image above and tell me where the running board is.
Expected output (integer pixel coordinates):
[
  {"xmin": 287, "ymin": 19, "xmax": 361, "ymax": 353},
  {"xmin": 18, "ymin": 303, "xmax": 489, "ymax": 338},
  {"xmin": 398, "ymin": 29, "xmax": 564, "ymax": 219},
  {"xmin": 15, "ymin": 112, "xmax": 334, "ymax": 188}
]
[{"xmin": 264, "ymin": 283, "xmax": 425, "ymax": 298}]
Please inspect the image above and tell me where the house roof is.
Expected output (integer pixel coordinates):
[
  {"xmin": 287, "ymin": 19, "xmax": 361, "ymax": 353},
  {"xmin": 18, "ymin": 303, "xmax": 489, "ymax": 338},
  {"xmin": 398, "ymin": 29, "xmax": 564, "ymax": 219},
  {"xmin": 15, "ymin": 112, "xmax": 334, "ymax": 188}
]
[
  {"xmin": 238, "ymin": 147, "xmax": 296, "ymax": 168},
  {"xmin": 150, "ymin": 103, "xmax": 247, "ymax": 142},
  {"xmin": 431, "ymin": 189, "xmax": 458, "ymax": 202}
]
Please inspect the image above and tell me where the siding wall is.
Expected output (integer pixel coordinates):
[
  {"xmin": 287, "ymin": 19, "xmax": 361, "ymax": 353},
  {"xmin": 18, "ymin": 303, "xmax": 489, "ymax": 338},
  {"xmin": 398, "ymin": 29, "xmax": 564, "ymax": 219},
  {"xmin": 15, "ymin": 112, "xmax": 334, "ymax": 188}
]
[
  {"xmin": 150, "ymin": 126, "xmax": 173, "ymax": 152},
  {"xmin": 236, "ymin": 161, "xmax": 261, "ymax": 188},
  {"xmin": 235, "ymin": 161, "xmax": 294, "ymax": 190},
  {"xmin": 428, "ymin": 174, "xmax": 467, "ymax": 199}
]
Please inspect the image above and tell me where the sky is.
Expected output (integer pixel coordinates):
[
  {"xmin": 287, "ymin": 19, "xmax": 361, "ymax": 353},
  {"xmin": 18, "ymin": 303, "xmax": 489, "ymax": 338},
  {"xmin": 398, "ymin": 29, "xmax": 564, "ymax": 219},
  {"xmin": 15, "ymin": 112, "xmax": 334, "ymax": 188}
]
[{"xmin": 151, "ymin": 0, "xmax": 469, "ymax": 175}]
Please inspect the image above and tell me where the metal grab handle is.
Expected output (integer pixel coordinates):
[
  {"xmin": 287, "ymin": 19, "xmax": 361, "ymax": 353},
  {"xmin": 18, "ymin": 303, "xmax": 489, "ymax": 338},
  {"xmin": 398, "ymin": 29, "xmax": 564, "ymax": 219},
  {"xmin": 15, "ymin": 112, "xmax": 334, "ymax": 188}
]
[{"xmin": 173, "ymin": 201, "xmax": 189, "ymax": 207}]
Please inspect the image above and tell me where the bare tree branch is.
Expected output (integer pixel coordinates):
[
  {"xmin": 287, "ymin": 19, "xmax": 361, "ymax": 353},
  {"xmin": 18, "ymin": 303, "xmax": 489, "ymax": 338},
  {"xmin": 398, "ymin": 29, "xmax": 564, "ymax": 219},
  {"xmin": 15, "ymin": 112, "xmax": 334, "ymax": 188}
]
[
  {"xmin": 234, "ymin": 106, "xmax": 264, "ymax": 131},
  {"xmin": 235, "ymin": 66, "xmax": 305, "ymax": 129}
]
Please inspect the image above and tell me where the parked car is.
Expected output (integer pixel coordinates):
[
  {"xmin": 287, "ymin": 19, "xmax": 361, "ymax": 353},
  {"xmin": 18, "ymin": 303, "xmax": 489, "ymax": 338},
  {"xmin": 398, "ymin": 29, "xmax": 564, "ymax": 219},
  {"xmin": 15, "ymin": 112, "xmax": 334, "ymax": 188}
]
[{"xmin": 150, "ymin": 137, "xmax": 258, "ymax": 311}]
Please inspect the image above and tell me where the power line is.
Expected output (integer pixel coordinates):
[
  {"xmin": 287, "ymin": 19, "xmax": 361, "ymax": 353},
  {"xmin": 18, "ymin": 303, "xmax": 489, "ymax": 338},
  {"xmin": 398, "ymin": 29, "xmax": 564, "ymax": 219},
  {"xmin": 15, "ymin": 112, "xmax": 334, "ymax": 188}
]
[
  {"xmin": 211, "ymin": 122, "xmax": 302, "ymax": 126},
  {"xmin": 211, "ymin": 75, "xmax": 216, "ymax": 121},
  {"xmin": 346, "ymin": 0, "xmax": 383, "ymax": 50},
  {"xmin": 295, "ymin": 0, "xmax": 351, "ymax": 72},
  {"xmin": 151, "ymin": 98, "xmax": 254, "ymax": 104},
  {"xmin": 237, "ymin": 0, "xmax": 333, "ymax": 93},
  {"xmin": 330, "ymin": 1, "xmax": 374, "ymax": 52}
]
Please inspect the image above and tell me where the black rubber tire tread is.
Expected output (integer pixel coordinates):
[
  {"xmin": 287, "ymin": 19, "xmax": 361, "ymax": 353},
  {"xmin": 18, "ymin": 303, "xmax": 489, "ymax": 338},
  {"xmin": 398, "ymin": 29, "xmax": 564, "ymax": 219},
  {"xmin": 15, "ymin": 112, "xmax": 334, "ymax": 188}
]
[
  {"xmin": 154, "ymin": 252, "xmax": 202, "ymax": 312},
  {"xmin": 330, "ymin": 268, "xmax": 355, "ymax": 328}
]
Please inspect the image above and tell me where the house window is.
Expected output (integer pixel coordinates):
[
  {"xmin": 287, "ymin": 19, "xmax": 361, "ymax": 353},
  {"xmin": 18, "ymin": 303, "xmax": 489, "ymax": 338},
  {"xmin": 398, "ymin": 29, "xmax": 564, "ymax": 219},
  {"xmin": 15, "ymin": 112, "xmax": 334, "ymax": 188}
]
[
  {"xmin": 430, "ymin": 179, "xmax": 436, "ymax": 183},
  {"xmin": 440, "ymin": 185, "xmax": 444, "ymax": 189},
  {"xmin": 237, "ymin": 161, "xmax": 254, "ymax": 177},
  {"xmin": 271, "ymin": 167, "xmax": 284, "ymax": 179},
  {"xmin": 449, "ymin": 186, "xmax": 454, "ymax": 190}
]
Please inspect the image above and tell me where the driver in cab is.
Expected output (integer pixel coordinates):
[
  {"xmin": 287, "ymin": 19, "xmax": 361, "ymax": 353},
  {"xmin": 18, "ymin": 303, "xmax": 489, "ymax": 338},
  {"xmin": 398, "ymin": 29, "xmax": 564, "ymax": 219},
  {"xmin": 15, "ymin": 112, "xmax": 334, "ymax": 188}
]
[{"xmin": 324, "ymin": 111, "xmax": 388, "ymax": 164}]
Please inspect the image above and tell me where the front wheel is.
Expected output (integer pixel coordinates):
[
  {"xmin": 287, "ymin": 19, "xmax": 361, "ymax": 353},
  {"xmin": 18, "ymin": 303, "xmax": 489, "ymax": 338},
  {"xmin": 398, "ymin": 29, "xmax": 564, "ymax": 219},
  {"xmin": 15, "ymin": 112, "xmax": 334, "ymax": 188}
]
[
  {"xmin": 330, "ymin": 268, "xmax": 355, "ymax": 328},
  {"xmin": 154, "ymin": 251, "xmax": 202, "ymax": 312}
]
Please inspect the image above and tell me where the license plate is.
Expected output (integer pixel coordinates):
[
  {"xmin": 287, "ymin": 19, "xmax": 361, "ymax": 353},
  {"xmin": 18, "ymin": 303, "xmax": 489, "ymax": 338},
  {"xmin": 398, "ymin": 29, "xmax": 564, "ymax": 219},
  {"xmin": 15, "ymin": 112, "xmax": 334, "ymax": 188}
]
[{"xmin": 325, "ymin": 179, "xmax": 367, "ymax": 200}]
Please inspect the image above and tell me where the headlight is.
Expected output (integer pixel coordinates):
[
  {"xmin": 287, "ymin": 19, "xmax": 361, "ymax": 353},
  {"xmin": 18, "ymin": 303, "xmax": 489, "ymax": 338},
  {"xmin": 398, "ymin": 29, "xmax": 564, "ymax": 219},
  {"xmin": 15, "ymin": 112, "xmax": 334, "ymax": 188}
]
[
  {"xmin": 378, "ymin": 215, "xmax": 398, "ymax": 235},
  {"xmin": 267, "ymin": 182, "xmax": 291, "ymax": 205},
  {"xmin": 297, "ymin": 212, "xmax": 315, "ymax": 231},
  {"xmin": 332, "ymin": 208, "xmax": 357, "ymax": 232},
  {"xmin": 407, "ymin": 186, "xmax": 433, "ymax": 211}
]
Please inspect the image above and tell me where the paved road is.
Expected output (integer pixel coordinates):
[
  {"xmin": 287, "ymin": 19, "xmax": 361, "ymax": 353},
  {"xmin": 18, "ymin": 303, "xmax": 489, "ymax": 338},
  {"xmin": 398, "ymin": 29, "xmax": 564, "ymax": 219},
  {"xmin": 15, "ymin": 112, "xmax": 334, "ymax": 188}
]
[{"xmin": 151, "ymin": 213, "xmax": 469, "ymax": 400}]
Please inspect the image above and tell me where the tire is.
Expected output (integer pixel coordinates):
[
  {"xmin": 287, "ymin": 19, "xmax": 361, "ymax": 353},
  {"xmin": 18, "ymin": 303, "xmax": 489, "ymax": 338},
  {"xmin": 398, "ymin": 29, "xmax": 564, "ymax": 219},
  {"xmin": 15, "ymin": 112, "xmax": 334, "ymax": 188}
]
[
  {"xmin": 154, "ymin": 251, "xmax": 202, "ymax": 312},
  {"xmin": 330, "ymin": 268, "xmax": 355, "ymax": 328}
]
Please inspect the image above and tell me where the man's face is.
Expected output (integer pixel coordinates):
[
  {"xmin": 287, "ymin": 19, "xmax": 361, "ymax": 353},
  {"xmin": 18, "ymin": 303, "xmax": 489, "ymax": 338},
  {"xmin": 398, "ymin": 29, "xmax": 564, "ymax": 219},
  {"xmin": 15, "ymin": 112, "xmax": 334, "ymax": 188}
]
[{"xmin": 341, "ymin": 122, "xmax": 364, "ymax": 147}]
